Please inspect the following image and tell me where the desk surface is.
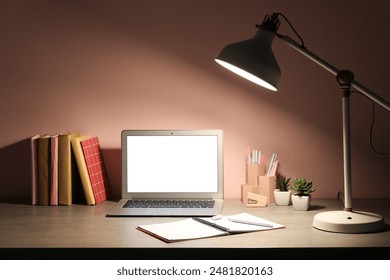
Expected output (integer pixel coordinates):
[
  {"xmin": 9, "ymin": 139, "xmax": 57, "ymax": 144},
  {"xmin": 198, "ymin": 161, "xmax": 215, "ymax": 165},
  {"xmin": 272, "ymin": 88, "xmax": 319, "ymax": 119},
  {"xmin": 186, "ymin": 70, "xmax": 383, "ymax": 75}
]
[{"xmin": 1, "ymin": 198, "xmax": 389, "ymax": 252}]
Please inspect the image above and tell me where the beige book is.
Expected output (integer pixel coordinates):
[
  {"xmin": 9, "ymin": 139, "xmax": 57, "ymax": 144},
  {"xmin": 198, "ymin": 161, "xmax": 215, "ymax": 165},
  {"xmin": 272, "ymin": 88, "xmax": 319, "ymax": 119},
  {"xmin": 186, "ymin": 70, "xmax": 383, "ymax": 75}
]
[
  {"xmin": 58, "ymin": 133, "xmax": 80, "ymax": 205},
  {"xmin": 71, "ymin": 135, "xmax": 95, "ymax": 205}
]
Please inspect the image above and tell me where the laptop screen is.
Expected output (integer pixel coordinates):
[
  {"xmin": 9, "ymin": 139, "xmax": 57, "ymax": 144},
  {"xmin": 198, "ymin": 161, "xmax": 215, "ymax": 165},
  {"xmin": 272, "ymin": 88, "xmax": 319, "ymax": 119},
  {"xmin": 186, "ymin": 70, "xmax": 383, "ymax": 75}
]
[{"xmin": 121, "ymin": 130, "xmax": 224, "ymax": 199}]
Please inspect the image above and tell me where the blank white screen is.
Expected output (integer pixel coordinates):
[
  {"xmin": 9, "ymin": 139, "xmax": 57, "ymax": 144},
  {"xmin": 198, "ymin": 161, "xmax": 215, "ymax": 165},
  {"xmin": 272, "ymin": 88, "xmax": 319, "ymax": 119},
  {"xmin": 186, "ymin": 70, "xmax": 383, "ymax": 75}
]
[{"xmin": 126, "ymin": 135, "xmax": 218, "ymax": 193}]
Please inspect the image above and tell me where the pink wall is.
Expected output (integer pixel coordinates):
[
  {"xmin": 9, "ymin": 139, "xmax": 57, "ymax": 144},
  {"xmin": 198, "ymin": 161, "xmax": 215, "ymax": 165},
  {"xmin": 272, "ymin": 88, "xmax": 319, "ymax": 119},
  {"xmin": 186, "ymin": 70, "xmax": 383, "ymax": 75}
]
[{"xmin": 1, "ymin": 0, "xmax": 389, "ymax": 200}]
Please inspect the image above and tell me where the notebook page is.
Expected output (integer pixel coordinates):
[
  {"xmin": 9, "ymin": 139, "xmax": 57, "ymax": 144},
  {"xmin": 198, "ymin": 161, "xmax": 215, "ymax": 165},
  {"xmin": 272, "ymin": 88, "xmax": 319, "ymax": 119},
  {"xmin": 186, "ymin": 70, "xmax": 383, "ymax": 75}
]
[{"xmin": 137, "ymin": 218, "xmax": 228, "ymax": 242}]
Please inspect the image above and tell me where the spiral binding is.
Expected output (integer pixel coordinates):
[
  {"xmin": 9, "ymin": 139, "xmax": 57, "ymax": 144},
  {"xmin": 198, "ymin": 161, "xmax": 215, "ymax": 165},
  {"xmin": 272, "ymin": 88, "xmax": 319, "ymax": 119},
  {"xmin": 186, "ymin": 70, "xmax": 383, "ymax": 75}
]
[{"xmin": 192, "ymin": 217, "xmax": 230, "ymax": 233}]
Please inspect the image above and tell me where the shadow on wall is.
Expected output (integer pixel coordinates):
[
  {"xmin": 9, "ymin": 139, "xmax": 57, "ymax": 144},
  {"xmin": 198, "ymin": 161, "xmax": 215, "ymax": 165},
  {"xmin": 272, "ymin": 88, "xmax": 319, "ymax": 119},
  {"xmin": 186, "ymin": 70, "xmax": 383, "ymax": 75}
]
[
  {"xmin": 102, "ymin": 148, "xmax": 121, "ymax": 199},
  {"xmin": 0, "ymin": 138, "xmax": 31, "ymax": 200},
  {"xmin": 0, "ymin": 138, "xmax": 122, "ymax": 201}
]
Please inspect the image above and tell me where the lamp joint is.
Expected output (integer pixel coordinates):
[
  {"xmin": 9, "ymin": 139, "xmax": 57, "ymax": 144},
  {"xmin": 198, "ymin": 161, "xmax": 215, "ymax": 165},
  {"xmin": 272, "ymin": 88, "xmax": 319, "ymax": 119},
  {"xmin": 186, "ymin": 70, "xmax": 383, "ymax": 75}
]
[
  {"xmin": 337, "ymin": 70, "xmax": 354, "ymax": 86},
  {"xmin": 258, "ymin": 13, "xmax": 280, "ymax": 33},
  {"xmin": 337, "ymin": 70, "xmax": 354, "ymax": 97}
]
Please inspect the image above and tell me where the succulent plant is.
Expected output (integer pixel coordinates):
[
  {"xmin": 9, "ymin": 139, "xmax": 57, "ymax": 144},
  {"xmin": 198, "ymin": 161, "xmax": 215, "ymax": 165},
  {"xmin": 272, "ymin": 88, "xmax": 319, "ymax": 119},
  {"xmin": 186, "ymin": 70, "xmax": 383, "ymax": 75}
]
[
  {"xmin": 276, "ymin": 174, "xmax": 291, "ymax": 192},
  {"xmin": 290, "ymin": 178, "xmax": 316, "ymax": 196}
]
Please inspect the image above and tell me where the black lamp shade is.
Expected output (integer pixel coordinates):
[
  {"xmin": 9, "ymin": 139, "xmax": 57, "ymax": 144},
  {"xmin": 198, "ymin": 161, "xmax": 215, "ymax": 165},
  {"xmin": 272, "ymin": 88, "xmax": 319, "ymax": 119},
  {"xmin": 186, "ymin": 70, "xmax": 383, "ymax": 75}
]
[{"xmin": 215, "ymin": 29, "xmax": 281, "ymax": 91}]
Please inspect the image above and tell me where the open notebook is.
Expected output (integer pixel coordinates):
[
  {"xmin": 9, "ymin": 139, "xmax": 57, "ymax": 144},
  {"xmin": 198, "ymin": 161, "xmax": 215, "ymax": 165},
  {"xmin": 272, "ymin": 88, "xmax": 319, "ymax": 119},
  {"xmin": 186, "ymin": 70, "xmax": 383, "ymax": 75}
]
[{"xmin": 137, "ymin": 212, "xmax": 285, "ymax": 242}]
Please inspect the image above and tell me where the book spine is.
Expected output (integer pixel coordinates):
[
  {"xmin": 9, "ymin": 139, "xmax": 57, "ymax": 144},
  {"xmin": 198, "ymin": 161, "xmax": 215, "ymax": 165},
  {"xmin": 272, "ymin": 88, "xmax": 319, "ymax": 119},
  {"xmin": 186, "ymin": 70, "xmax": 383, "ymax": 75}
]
[
  {"xmin": 50, "ymin": 135, "xmax": 59, "ymax": 205},
  {"xmin": 38, "ymin": 136, "xmax": 50, "ymax": 206},
  {"xmin": 58, "ymin": 134, "xmax": 72, "ymax": 206},
  {"xmin": 30, "ymin": 135, "xmax": 40, "ymax": 205},
  {"xmin": 192, "ymin": 217, "xmax": 230, "ymax": 233}
]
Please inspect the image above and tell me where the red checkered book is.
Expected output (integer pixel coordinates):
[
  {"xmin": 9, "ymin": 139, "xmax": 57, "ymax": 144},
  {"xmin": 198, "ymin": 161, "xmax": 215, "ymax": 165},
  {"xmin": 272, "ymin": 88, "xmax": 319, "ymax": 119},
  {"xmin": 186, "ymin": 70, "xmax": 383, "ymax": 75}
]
[{"xmin": 80, "ymin": 137, "xmax": 112, "ymax": 204}]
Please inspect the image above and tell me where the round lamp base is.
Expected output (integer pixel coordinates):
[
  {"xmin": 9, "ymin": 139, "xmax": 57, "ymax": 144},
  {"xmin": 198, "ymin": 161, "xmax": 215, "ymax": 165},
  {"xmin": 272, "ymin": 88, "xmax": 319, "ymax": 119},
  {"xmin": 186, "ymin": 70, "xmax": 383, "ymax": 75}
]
[{"xmin": 313, "ymin": 210, "xmax": 385, "ymax": 233}]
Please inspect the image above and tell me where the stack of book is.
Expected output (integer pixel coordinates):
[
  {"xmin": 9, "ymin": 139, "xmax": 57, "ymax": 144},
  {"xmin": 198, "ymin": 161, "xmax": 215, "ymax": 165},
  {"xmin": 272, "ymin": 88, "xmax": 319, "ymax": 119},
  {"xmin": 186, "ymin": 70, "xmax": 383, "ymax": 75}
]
[{"xmin": 30, "ymin": 133, "xmax": 112, "ymax": 206}]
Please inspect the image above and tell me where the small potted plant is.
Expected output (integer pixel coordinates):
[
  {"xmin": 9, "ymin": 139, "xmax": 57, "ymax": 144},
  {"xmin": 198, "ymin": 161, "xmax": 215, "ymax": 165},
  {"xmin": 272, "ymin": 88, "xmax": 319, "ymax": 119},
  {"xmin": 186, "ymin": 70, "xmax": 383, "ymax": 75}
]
[
  {"xmin": 274, "ymin": 174, "xmax": 291, "ymax": 206},
  {"xmin": 290, "ymin": 177, "xmax": 316, "ymax": 211}
]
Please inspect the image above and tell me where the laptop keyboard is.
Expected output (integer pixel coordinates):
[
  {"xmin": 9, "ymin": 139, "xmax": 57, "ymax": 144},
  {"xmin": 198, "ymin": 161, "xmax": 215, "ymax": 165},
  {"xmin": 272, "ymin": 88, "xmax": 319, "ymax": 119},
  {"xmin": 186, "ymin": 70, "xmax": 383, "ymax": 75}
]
[{"xmin": 123, "ymin": 199, "xmax": 215, "ymax": 208}]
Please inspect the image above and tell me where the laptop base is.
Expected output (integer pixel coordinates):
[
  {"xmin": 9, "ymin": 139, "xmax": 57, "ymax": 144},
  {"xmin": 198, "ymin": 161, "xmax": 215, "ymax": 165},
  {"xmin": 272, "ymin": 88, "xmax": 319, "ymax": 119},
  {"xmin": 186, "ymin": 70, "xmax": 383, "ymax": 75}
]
[{"xmin": 106, "ymin": 199, "xmax": 223, "ymax": 217}]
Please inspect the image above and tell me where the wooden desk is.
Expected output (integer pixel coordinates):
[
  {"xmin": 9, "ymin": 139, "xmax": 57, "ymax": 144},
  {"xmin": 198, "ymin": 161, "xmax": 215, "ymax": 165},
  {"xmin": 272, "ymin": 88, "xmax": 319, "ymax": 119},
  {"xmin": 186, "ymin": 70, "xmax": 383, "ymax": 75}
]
[{"xmin": 0, "ymin": 198, "xmax": 389, "ymax": 259}]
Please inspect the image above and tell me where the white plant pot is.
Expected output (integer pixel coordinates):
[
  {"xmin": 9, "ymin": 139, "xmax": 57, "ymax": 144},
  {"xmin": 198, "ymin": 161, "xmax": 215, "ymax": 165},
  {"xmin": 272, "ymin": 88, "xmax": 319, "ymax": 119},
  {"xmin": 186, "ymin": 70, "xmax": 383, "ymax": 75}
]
[
  {"xmin": 291, "ymin": 195, "xmax": 311, "ymax": 211},
  {"xmin": 274, "ymin": 190, "xmax": 291, "ymax": 206}
]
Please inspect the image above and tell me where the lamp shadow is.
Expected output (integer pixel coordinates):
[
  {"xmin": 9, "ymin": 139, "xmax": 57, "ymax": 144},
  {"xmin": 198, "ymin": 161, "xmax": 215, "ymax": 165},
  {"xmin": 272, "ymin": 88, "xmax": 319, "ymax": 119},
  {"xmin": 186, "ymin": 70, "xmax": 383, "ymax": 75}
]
[
  {"xmin": 101, "ymin": 148, "xmax": 121, "ymax": 199},
  {"xmin": 309, "ymin": 204, "xmax": 327, "ymax": 211},
  {"xmin": 0, "ymin": 139, "xmax": 122, "ymax": 205},
  {"xmin": 0, "ymin": 138, "xmax": 31, "ymax": 205}
]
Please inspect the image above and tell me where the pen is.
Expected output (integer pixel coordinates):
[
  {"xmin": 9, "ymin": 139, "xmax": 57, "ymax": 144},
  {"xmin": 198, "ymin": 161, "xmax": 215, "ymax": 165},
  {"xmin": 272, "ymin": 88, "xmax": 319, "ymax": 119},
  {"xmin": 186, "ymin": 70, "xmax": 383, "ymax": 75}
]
[{"xmin": 228, "ymin": 218, "xmax": 274, "ymax": 228}]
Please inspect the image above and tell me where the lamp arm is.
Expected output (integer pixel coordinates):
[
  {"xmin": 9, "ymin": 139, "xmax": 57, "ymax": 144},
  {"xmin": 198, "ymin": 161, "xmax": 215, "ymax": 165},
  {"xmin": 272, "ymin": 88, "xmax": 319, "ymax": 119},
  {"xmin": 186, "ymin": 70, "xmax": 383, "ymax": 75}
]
[
  {"xmin": 279, "ymin": 35, "xmax": 390, "ymax": 111},
  {"xmin": 277, "ymin": 34, "xmax": 389, "ymax": 212}
]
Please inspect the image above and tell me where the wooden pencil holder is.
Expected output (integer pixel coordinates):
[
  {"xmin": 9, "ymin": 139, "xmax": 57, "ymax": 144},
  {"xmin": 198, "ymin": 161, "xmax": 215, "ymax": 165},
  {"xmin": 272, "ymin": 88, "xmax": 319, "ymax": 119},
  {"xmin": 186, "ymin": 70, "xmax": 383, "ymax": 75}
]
[
  {"xmin": 241, "ymin": 184, "xmax": 260, "ymax": 203},
  {"xmin": 246, "ymin": 192, "xmax": 267, "ymax": 207},
  {"xmin": 246, "ymin": 164, "xmax": 266, "ymax": 185},
  {"xmin": 258, "ymin": 175, "xmax": 276, "ymax": 204}
]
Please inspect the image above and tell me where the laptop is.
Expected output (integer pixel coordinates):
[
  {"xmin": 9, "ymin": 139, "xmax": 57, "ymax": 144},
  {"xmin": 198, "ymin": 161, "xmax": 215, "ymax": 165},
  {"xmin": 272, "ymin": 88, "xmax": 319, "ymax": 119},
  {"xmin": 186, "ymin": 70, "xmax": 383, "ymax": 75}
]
[{"xmin": 107, "ymin": 129, "xmax": 224, "ymax": 216}]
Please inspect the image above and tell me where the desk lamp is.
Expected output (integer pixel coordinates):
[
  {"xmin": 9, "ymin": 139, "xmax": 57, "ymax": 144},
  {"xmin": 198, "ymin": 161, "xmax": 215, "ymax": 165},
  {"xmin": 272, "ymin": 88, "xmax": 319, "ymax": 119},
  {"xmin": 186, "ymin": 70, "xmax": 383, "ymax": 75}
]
[{"xmin": 215, "ymin": 12, "xmax": 389, "ymax": 233}]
